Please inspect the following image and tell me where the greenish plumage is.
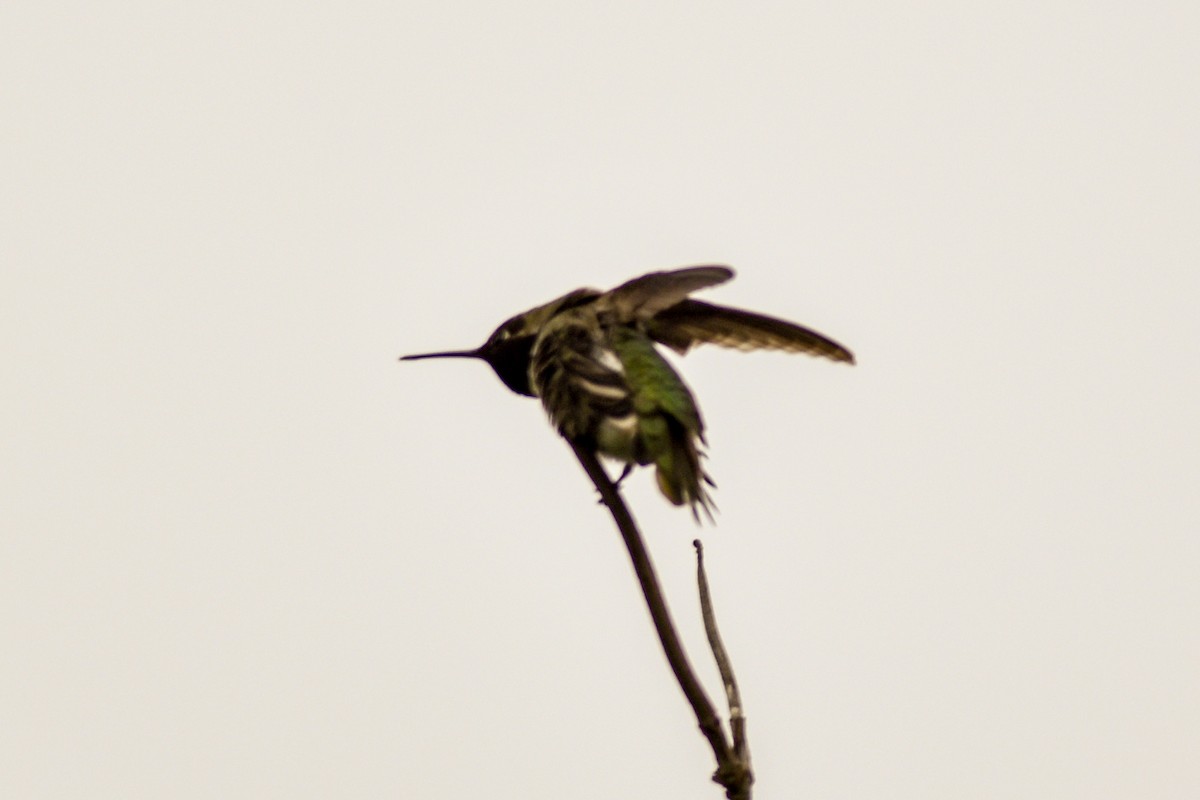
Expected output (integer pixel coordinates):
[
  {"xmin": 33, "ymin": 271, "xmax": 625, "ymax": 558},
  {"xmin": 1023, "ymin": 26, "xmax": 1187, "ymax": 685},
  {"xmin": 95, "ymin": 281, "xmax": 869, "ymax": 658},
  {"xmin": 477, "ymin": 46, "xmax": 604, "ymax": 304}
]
[
  {"xmin": 400, "ymin": 265, "xmax": 854, "ymax": 522},
  {"xmin": 608, "ymin": 325, "xmax": 711, "ymax": 515}
]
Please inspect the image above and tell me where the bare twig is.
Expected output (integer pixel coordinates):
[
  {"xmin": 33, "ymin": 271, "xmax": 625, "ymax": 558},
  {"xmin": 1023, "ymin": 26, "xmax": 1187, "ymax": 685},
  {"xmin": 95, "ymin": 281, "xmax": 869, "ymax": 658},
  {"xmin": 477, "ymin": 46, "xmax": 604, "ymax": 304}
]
[
  {"xmin": 569, "ymin": 441, "xmax": 753, "ymax": 799},
  {"xmin": 695, "ymin": 539, "xmax": 753, "ymax": 791}
]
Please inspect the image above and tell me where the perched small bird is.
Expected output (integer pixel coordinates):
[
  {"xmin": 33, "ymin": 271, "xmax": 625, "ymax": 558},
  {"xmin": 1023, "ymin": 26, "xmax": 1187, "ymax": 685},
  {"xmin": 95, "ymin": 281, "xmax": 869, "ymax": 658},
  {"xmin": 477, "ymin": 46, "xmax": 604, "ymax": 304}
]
[{"xmin": 401, "ymin": 266, "xmax": 853, "ymax": 520}]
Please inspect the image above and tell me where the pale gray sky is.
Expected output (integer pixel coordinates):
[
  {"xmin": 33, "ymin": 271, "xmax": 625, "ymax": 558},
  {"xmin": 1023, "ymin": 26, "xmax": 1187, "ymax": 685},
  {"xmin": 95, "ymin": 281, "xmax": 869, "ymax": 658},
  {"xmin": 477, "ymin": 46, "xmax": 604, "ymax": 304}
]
[{"xmin": 3, "ymin": 3, "xmax": 1198, "ymax": 798}]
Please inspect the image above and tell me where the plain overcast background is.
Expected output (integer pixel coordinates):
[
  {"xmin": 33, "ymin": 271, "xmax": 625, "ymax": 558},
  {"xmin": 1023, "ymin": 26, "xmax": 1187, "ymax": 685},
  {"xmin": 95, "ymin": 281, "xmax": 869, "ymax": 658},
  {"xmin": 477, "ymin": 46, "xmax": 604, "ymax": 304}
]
[{"xmin": 3, "ymin": 3, "xmax": 1197, "ymax": 798}]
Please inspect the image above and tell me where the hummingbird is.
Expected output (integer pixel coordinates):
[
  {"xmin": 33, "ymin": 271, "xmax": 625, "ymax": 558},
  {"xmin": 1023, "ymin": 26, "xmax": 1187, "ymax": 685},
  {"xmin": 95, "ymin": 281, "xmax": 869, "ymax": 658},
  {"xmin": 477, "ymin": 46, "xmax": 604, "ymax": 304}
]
[{"xmin": 401, "ymin": 265, "xmax": 854, "ymax": 521}]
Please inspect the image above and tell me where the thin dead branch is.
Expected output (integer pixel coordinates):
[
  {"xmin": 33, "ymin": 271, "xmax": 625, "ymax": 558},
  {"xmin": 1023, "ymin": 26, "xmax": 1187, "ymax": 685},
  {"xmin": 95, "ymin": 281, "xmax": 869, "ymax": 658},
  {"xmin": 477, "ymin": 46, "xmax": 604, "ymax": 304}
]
[{"xmin": 570, "ymin": 441, "xmax": 753, "ymax": 799}]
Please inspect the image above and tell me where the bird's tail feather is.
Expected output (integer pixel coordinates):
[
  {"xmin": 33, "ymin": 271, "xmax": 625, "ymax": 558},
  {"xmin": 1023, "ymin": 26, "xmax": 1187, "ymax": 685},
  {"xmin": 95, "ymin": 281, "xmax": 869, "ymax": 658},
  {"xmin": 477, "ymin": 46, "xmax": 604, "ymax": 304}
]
[{"xmin": 654, "ymin": 419, "xmax": 717, "ymax": 523}]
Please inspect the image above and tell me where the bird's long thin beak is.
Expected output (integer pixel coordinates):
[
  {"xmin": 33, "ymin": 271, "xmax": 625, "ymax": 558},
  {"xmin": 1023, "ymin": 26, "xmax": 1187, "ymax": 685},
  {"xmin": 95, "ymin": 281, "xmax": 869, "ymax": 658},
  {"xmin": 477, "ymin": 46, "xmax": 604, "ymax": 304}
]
[{"xmin": 398, "ymin": 348, "xmax": 483, "ymax": 362}]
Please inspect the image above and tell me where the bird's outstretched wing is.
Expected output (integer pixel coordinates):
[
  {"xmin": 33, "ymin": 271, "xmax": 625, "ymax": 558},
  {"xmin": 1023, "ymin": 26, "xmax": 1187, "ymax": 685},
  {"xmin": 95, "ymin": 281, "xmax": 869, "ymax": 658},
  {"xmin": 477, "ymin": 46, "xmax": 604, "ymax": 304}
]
[
  {"xmin": 647, "ymin": 299, "xmax": 855, "ymax": 364},
  {"xmin": 607, "ymin": 265, "xmax": 734, "ymax": 321}
]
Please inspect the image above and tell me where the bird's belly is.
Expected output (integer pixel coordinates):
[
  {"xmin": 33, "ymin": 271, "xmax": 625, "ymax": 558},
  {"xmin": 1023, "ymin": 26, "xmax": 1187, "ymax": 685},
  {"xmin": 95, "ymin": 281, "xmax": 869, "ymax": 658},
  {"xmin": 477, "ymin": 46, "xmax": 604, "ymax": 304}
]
[{"xmin": 594, "ymin": 412, "xmax": 649, "ymax": 464}]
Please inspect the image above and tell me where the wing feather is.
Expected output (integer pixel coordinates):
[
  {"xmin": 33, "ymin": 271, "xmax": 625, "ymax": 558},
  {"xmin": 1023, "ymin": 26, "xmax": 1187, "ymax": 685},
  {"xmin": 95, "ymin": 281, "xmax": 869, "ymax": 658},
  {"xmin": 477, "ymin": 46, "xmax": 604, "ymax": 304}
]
[
  {"xmin": 647, "ymin": 299, "xmax": 855, "ymax": 364},
  {"xmin": 607, "ymin": 265, "xmax": 734, "ymax": 320}
]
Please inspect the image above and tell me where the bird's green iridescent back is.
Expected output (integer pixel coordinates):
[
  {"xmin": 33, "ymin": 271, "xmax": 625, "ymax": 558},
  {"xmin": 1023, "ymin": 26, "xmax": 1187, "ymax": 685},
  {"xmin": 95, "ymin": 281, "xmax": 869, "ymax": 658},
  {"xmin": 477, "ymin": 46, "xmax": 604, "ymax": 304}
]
[
  {"xmin": 608, "ymin": 326, "xmax": 714, "ymax": 518},
  {"xmin": 609, "ymin": 325, "xmax": 702, "ymax": 445}
]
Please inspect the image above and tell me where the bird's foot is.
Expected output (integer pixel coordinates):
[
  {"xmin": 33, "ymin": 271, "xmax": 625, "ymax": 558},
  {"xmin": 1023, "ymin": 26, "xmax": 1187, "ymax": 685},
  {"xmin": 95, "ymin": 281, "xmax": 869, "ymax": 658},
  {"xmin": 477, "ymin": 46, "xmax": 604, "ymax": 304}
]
[
  {"xmin": 596, "ymin": 463, "xmax": 634, "ymax": 506},
  {"xmin": 612, "ymin": 462, "xmax": 633, "ymax": 490}
]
